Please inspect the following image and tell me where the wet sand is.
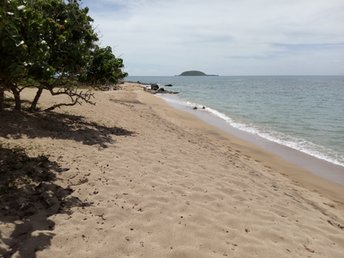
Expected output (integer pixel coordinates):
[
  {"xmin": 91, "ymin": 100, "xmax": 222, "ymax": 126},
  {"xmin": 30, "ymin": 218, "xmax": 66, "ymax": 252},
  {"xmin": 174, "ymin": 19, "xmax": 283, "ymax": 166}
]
[{"xmin": 160, "ymin": 94, "xmax": 344, "ymax": 185}]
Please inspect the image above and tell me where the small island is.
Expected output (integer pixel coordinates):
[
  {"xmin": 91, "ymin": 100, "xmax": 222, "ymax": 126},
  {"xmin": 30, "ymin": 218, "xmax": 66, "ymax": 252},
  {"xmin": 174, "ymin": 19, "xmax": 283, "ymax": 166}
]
[{"xmin": 179, "ymin": 70, "xmax": 218, "ymax": 76}]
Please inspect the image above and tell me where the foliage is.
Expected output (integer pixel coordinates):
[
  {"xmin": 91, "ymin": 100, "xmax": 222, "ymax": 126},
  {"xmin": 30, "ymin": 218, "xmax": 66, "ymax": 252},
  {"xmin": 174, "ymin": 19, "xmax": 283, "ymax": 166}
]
[
  {"xmin": 0, "ymin": 0, "xmax": 127, "ymax": 112},
  {"xmin": 82, "ymin": 46, "xmax": 128, "ymax": 86},
  {"xmin": 0, "ymin": 0, "xmax": 29, "ymax": 110}
]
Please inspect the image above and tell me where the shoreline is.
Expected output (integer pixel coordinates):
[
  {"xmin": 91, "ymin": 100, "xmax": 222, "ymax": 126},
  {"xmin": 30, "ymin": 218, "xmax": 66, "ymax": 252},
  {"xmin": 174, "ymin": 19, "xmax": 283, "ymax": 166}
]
[
  {"xmin": 158, "ymin": 93, "xmax": 344, "ymax": 186},
  {"xmin": 1, "ymin": 83, "xmax": 344, "ymax": 257},
  {"xmin": 139, "ymin": 86, "xmax": 344, "ymax": 205},
  {"xmin": 126, "ymin": 76, "xmax": 344, "ymax": 170}
]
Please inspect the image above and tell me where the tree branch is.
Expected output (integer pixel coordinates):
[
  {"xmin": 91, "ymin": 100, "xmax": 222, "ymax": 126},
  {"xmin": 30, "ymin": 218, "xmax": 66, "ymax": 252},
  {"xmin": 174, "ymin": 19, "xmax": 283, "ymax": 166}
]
[{"xmin": 44, "ymin": 87, "xmax": 95, "ymax": 111}]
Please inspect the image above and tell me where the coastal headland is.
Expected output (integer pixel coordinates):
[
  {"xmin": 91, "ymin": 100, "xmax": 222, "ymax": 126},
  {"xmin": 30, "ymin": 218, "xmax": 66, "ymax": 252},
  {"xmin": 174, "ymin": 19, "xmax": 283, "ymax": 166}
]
[{"xmin": 0, "ymin": 83, "xmax": 343, "ymax": 257}]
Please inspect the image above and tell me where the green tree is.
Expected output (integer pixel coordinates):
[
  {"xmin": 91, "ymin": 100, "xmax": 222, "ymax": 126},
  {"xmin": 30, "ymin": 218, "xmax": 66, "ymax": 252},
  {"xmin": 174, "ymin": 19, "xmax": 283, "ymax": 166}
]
[
  {"xmin": 0, "ymin": 0, "xmax": 30, "ymax": 110},
  {"xmin": 25, "ymin": 0, "xmax": 98, "ymax": 111},
  {"xmin": 82, "ymin": 46, "xmax": 128, "ymax": 87},
  {"xmin": 0, "ymin": 0, "xmax": 127, "ymax": 112}
]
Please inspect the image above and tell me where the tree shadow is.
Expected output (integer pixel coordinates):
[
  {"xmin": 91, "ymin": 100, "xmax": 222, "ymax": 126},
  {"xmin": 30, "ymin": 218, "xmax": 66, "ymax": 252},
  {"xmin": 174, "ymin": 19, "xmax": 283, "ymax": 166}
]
[
  {"xmin": 0, "ymin": 146, "xmax": 90, "ymax": 258},
  {"xmin": 0, "ymin": 111, "xmax": 134, "ymax": 148},
  {"xmin": 4, "ymin": 97, "xmax": 32, "ymax": 110}
]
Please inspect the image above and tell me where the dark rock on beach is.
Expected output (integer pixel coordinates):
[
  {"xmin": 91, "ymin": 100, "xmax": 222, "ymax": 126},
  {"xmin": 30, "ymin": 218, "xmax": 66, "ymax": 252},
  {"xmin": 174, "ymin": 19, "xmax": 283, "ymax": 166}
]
[
  {"xmin": 124, "ymin": 80, "xmax": 178, "ymax": 94},
  {"xmin": 150, "ymin": 83, "xmax": 159, "ymax": 90},
  {"xmin": 142, "ymin": 83, "xmax": 179, "ymax": 95}
]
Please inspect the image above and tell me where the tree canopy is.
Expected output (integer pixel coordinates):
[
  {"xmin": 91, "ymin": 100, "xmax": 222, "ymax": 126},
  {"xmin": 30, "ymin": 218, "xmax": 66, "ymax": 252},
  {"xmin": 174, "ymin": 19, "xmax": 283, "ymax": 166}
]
[
  {"xmin": 0, "ymin": 0, "xmax": 127, "ymax": 112},
  {"xmin": 81, "ymin": 46, "xmax": 128, "ymax": 86}
]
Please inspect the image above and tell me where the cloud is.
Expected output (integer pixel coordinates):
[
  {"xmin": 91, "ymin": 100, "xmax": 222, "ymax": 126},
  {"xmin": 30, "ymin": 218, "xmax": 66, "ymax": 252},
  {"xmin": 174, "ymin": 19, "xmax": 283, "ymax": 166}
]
[{"xmin": 83, "ymin": 0, "xmax": 344, "ymax": 75}]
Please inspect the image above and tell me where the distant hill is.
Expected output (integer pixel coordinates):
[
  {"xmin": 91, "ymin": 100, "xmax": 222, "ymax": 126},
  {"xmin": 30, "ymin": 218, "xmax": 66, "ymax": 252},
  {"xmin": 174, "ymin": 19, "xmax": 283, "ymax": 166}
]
[{"xmin": 179, "ymin": 70, "xmax": 218, "ymax": 76}]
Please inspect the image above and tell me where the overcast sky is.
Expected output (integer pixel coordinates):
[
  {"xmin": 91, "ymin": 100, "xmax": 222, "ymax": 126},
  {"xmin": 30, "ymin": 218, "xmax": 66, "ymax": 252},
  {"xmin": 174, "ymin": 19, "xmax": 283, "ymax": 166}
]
[{"xmin": 82, "ymin": 0, "xmax": 344, "ymax": 76}]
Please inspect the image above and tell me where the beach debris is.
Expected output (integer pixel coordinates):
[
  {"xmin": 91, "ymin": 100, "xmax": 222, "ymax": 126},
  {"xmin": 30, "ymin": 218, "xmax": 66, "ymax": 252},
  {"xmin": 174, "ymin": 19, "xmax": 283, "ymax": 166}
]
[
  {"xmin": 327, "ymin": 220, "xmax": 344, "ymax": 230},
  {"xmin": 303, "ymin": 244, "xmax": 315, "ymax": 253}
]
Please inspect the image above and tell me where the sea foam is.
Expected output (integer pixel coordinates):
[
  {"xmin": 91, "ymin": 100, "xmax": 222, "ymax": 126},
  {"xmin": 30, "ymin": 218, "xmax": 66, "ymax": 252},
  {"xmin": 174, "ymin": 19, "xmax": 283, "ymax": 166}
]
[{"xmin": 160, "ymin": 94, "xmax": 344, "ymax": 168}]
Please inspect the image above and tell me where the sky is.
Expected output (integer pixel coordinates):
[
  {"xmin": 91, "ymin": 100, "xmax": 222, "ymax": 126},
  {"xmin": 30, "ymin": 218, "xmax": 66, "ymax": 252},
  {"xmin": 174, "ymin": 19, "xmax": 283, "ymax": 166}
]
[{"xmin": 82, "ymin": 0, "xmax": 344, "ymax": 76}]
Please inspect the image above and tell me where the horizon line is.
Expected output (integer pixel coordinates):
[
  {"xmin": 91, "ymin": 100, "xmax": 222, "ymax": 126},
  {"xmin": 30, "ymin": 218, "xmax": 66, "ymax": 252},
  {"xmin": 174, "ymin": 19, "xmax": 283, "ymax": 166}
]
[{"xmin": 126, "ymin": 74, "xmax": 344, "ymax": 77}]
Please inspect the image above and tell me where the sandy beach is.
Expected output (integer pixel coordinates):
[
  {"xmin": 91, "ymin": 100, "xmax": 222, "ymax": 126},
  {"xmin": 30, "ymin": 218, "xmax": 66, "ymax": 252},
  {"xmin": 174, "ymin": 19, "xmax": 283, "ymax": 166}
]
[{"xmin": 1, "ymin": 83, "xmax": 344, "ymax": 257}]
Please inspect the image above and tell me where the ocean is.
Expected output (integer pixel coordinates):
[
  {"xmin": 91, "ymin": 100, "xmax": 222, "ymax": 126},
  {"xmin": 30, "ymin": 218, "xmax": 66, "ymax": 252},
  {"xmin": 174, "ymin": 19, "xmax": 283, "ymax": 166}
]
[{"xmin": 127, "ymin": 76, "xmax": 344, "ymax": 168}]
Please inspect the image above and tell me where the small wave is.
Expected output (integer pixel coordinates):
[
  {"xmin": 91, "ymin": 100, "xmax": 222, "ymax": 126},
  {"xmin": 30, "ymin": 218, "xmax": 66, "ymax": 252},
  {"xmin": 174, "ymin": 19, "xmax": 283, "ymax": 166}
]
[{"xmin": 160, "ymin": 95, "xmax": 344, "ymax": 167}]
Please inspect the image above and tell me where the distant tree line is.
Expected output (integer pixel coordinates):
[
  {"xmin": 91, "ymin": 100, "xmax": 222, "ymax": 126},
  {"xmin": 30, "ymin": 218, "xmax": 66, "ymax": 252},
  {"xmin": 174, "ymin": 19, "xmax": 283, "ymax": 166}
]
[{"xmin": 0, "ymin": 0, "xmax": 127, "ymax": 112}]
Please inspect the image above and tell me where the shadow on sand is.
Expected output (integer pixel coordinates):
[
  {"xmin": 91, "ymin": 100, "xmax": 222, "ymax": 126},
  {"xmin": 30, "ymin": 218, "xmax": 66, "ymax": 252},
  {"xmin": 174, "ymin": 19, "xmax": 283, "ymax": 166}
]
[
  {"xmin": 0, "ymin": 147, "xmax": 90, "ymax": 257},
  {"xmin": 0, "ymin": 111, "xmax": 135, "ymax": 257},
  {"xmin": 0, "ymin": 110, "xmax": 134, "ymax": 148}
]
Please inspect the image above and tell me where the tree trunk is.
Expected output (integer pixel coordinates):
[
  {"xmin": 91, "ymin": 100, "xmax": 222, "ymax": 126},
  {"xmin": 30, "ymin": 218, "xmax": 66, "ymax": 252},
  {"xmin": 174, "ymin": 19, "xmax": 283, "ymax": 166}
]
[
  {"xmin": 11, "ymin": 87, "xmax": 21, "ymax": 111},
  {"xmin": 0, "ymin": 87, "xmax": 4, "ymax": 112},
  {"xmin": 30, "ymin": 87, "xmax": 43, "ymax": 111}
]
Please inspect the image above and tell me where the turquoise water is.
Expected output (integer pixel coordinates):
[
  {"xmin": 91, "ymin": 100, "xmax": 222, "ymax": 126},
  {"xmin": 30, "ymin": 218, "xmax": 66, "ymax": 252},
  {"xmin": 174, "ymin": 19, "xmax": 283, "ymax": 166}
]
[{"xmin": 128, "ymin": 76, "xmax": 344, "ymax": 167}]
